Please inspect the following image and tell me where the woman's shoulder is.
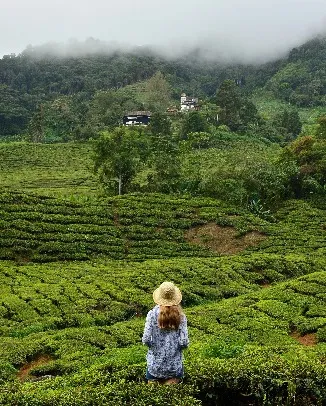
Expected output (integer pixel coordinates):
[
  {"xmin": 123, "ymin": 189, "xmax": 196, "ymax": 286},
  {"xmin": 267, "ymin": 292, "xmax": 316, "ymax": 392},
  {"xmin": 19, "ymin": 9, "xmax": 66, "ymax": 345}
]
[
  {"xmin": 153, "ymin": 305, "xmax": 160, "ymax": 314},
  {"xmin": 147, "ymin": 305, "xmax": 159, "ymax": 317},
  {"xmin": 180, "ymin": 311, "xmax": 187, "ymax": 323}
]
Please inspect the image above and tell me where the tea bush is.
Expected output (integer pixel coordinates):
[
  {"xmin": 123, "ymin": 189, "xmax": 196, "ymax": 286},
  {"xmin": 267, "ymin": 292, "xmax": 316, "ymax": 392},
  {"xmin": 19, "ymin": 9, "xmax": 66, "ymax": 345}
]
[{"xmin": 0, "ymin": 163, "xmax": 325, "ymax": 404}]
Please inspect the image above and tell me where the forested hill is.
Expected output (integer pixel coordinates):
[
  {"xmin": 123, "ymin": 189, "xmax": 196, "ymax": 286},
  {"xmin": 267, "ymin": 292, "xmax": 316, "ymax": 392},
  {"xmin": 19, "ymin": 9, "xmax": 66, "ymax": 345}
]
[{"xmin": 0, "ymin": 36, "xmax": 325, "ymax": 136}]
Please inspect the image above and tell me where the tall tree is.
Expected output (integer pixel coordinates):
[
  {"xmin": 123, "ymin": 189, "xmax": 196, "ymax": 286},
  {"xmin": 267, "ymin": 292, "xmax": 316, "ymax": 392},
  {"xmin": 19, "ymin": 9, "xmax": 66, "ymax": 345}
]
[
  {"xmin": 144, "ymin": 72, "xmax": 172, "ymax": 112},
  {"xmin": 149, "ymin": 112, "xmax": 172, "ymax": 137},
  {"xmin": 27, "ymin": 96, "xmax": 81, "ymax": 142},
  {"xmin": 316, "ymin": 116, "xmax": 326, "ymax": 140},
  {"xmin": 94, "ymin": 127, "xmax": 149, "ymax": 195},
  {"xmin": 145, "ymin": 111, "xmax": 181, "ymax": 192},
  {"xmin": 180, "ymin": 111, "xmax": 208, "ymax": 140},
  {"xmin": 283, "ymin": 133, "xmax": 326, "ymax": 197},
  {"xmin": 276, "ymin": 109, "xmax": 302, "ymax": 139},
  {"xmin": 0, "ymin": 85, "xmax": 30, "ymax": 136},
  {"xmin": 216, "ymin": 80, "xmax": 242, "ymax": 131},
  {"xmin": 216, "ymin": 80, "xmax": 259, "ymax": 132},
  {"xmin": 27, "ymin": 105, "xmax": 44, "ymax": 142}
]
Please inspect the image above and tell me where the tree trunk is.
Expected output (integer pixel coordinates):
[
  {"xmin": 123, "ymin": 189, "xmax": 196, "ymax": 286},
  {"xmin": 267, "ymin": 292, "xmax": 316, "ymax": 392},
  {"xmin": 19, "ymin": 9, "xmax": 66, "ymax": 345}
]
[{"xmin": 118, "ymin": 175, "xmax": 122, "ymax": 195}]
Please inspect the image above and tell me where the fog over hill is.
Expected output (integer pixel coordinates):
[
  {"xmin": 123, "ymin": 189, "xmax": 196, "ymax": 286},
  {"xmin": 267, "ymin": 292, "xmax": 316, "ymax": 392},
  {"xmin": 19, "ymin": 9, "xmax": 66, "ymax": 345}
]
[{"xmin": 1, "ymin": 0, "xmax": 326, "ymax": 63}]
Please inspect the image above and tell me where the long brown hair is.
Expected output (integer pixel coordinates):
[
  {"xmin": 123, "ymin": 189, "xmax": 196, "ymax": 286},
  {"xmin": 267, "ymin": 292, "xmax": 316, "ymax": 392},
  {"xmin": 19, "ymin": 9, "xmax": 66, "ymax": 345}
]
[{"xmin": 158, "ymin": 305, "xmax": 182, "ymax": 330}]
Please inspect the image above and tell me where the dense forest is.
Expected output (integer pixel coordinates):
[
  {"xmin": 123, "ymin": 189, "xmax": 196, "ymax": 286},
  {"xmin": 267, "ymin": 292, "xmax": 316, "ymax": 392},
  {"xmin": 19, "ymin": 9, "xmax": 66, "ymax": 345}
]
[
  {"xmin": 0, "ymin": 36, "xmax": 325, "ymax": 137},
  {"xmin": 0, "ymin": 36, "xmax": 325, "ymax": 211}
]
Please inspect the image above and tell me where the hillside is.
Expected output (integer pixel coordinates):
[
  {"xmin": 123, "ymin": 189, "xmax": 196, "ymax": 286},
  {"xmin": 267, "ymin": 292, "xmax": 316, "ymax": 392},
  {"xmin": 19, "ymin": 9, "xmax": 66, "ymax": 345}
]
[
  {"xmin": 0, "ymin": 142, "xmax": 97, "ymax": 197},
  {"xmin": 0, "ymin": 180, "xmax": 325, "ymax": 404},
  {"xmin": 0, "ymin": 37, "xmax": 326, "ymax": 404},
  {"xmin": 0, "ymin": 36, "xmax": 325, "ymax": 136},
  {"xmin": 0, "ymin": 191, "xmax": 325, "ymax": 263}
]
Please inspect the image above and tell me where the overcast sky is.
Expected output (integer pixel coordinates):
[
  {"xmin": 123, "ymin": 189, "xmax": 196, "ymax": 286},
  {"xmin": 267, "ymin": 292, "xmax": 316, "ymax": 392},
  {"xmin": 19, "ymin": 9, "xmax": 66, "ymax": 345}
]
[{"xmin": 1, "ymin": 0, "xmax": 326, "ymax": 62}]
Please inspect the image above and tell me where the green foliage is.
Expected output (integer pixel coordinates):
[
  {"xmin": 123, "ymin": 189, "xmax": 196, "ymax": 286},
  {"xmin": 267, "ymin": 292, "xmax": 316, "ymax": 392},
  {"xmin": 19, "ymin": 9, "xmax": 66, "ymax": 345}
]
[
  {"xmin": 203, "ymin": 340, "xmax": 244, "ymax": 359},
  {"xmin": 316, "ymin": 115, "xmax": 326, "ymax": 140},
  {"xmin": 274, "ymin": 109, "xmax": 303, "ymax": 140},
  {"xmin": 247, "ymin": 199, "xmax": 274, "ymax": 221},
  {"xmin": 0, "ymin": 181, "xmax": 324, "ymax": 404},
  {"xmin": 0, "ymin": 85, "xmax": 31, "ymax": 136},
  {"xmin": 143, "ymin": 72, "xmax": 172, "ymax": 112},
  {"xmin": 0, "ymin": 362, "xmax": 16, "ymax": 383},
  {"xmin": 250, "ymin": 106, "xmax": 303, "ymax": 144},
  {"xmin": 248, "ymin": 119, "xmax": 287, "ymax": 143},
  {"xmin": 0, "ymin": 381, "xmax": 201, "ymax": 405},
  {"xmin": 0, "ymin": 36, "xmax": 325, "ymax": 139},
  {"xmin": 181, "ymin": 142, "xmax": 297, "ymax": 207},
  {"xmin": 180, "ymin": 111, "xmax": 209, "ymax": 140},
  {"xmin": 216, "ymin": 80, "xmax": 242, "ymax": 131},
  {"xmin": 0, "ymin": 190, "xmax": 264, "ymax": 262},
  {"xmin": 94, "ymin": 128, "xmax": 150, "ymax": 195},
  {"xmin": 146, "ymin": 142, "xmax": 182, "ymax": 194},
  {"xmin": 1, "ymin": 265, "xmax": 326, "ymax": 404},
  {"xmin": 266, "ymin": 38, "xmax": 326, "ymax": 107},
  {"xmin": 1, "ymin": 39, "xmax": 326, "ymax": 406},
  {"xmin": 87, "ymin": 87, "xmax": 143, "ymax": 131},
  {"xmin": 283, "ymin": 134, "xmax": 326, "ymax": 197},
  {"xmin": 148, "ymin": 112, "xmax": 172, "ymax": 137},
  {"xmin": 34, "ymin": 96, "xmax": 85, "ymax": 142},
  {"xmin": 0, "ymin": 142, "xmax": 97, "ymax": 198},
  {"xmin": 181, "ymin": 132, "xmax": 213, "ymax": 150},
  {"xmin": 200, "ymin": 102, "xmax": 220, "ymax": 126},
  {"xmin": 216, "ymin": 80, "xmax": 259, "ymax": 132},
  {"xmin": 0, "ymin": 134, "xmax": 323, "ymax": 212}
]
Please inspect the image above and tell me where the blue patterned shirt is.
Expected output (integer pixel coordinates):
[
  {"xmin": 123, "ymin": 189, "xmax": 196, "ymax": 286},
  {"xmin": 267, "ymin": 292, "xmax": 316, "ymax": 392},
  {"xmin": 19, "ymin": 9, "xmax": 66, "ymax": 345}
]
[{"xmin": 142, "ymin": 305, "xmax": 189, "ymax": 378}]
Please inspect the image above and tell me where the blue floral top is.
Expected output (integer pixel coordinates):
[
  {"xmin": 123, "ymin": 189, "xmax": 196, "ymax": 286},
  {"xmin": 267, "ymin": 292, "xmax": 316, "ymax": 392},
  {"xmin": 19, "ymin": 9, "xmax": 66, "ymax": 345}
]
[{"xmin": 142, "ymin": 305, "xmax": 189, "ymax": 378}]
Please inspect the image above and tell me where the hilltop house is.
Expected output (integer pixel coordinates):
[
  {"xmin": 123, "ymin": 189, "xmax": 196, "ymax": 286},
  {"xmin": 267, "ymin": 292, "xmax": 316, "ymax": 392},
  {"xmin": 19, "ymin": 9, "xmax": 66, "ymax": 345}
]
[
  {"xmin": 123, "ymin": 111, "xmax": 151, "ymax": 126},
  {"xmin": 180, "ymin": 93, "xmax": 199, "ymax": 111}
]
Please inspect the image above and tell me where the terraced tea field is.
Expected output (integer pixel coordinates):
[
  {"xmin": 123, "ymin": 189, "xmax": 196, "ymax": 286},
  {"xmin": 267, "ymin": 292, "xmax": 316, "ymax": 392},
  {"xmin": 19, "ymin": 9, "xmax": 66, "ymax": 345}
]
[
  {"xmin": 0, "ymin": 258, "xmax": 326, "ymax": 405},
  {"xmin": 0, "ymin": 142, "xmax": 98, "ymax": 197},
  {"xmin": 0, "ymin": 191, "xmax": 265, "ymax": 262},
  {"xmin": 0, "ymin": 142, "xmax": 326, "ymax": 405},
  {"xmin": 0, "ymin": 191, "xmax": 325, "ymax": 262}
]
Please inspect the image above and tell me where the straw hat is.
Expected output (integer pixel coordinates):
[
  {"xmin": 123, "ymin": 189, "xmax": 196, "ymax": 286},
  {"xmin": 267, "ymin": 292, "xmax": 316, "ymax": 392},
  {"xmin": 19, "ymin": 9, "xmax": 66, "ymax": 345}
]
[{"xmin": 153, "ymin": 281, "xmax": 182, "ymax": 306}]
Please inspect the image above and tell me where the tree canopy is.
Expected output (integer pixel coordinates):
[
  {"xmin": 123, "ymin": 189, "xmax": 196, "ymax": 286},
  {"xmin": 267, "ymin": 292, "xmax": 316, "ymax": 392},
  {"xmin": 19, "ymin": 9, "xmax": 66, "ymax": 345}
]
[
  {"xmin": 0, "ymin": 36, "xmax": 325, "ymax": 137},
  {"xmin": 94, "ymin": 127, "xmax": 149, "ymax": 195}
]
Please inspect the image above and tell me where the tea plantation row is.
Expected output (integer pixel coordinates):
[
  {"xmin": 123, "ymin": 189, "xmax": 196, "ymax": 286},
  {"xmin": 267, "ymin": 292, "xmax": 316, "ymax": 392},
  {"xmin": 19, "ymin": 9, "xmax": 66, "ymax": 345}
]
[
  {"xmin": 0, "ymin": 191, "xmax": 266, "ymax": 261},
  {"xmin": 0, "ymin": 191, "xmax": 325, "ymax": 263},
  {"xmin": 0, "ymin": 142, "xmax": 325, "ymax": 405},
  {"xmin": 1, "ymin": 254, "xmax": 324, "ymax": 339},
  {"xmin": 1, "ymin": 270, "xmax": 326, "ymax": 405},
  {"xmin": 0, "ymin": 143, "xmax": 98, "ymax": 198}
]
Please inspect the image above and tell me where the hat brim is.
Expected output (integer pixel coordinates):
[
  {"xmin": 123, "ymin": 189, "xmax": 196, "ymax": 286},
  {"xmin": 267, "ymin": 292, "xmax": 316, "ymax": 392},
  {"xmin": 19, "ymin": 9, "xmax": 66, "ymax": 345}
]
[{"xmin": 153, "ymin": 285, "xmax": 182, "ymax": 306}]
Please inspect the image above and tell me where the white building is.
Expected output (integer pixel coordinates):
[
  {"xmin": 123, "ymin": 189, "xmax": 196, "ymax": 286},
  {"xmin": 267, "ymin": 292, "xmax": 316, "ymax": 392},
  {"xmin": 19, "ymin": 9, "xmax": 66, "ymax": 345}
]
[{"xmin": 180, "ymin": 93, "xmax": 199, "ymax": 111}]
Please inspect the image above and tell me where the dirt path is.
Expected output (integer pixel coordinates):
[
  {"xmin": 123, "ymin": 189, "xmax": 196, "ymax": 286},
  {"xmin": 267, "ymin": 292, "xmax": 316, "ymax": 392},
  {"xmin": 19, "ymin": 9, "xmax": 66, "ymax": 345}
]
[
  {"xmin": 290, "ymin": 331, "xmax": 317, "ymax": 346},
  {"xmin": 185, "ymin": 222, "xmax": 266, "ymax": 255},
  {"xmin": 17, "ymin": 354, "xmax": 54, "ymax": 381}
]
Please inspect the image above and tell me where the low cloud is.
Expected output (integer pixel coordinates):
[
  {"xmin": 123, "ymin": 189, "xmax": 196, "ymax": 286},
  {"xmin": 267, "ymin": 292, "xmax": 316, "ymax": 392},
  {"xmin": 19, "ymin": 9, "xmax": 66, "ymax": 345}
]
[{"xmin": 1, "ymin": 0, "xmax": 326, "ymax": 62}]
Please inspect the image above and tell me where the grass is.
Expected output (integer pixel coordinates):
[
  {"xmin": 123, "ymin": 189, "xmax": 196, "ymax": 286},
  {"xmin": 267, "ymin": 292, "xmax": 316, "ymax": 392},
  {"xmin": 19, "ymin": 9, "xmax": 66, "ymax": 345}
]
[{"xmin": 252, "ymin": 89, "xmax": 326, "ymax": 134}]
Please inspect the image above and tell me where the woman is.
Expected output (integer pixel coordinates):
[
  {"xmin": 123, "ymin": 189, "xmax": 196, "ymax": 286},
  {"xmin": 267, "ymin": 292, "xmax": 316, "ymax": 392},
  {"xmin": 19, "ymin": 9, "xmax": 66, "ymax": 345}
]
[{"xmin": 142, "ymin": 281, "xmax": 189, "ymax": 384}]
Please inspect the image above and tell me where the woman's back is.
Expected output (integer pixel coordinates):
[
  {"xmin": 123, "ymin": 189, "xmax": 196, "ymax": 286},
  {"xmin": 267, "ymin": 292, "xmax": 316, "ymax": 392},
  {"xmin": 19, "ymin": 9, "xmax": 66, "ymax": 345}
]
[{"xmin": 142, "ymin": 304, "xmax": 189, "ymax": 379}]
